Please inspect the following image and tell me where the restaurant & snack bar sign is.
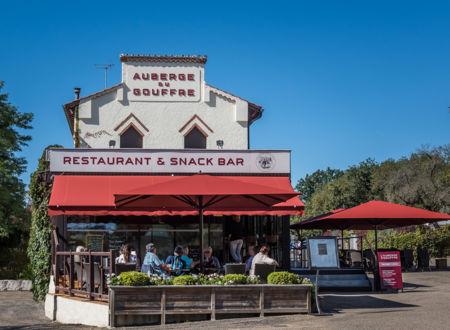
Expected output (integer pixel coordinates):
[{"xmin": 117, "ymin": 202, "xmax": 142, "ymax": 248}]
[{"xmin": 47, "ymin": 149, "xmax": 290, "ymax": 174}]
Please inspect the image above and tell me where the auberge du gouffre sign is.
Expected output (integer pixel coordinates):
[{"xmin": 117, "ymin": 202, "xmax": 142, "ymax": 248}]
[{"xmin": 47, "ymin": 149, "xmax": 291, "ymax": 174}]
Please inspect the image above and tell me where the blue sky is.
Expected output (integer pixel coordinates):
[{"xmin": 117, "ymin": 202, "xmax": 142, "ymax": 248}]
[{"xmin": 1, "ymin": 0, "xmax": 449, "ymax": 186}]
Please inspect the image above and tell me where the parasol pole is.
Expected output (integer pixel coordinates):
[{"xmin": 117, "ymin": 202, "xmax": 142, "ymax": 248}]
[
  {"xmin": 374, "ymin": 225, "xmax": 378, "ymax": 253},
  {"xmin": 374, "ymin": 224, "xmax": 380, "ymax": 291},
  {"xmin": 199, "ymin": 196, "xmax": 204, "ymax": 274}
]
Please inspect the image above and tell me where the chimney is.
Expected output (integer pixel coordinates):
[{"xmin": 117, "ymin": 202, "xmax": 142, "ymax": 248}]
[{"xmin": 74, "ymin": 87, "xmax": 81, "ymax": 99}]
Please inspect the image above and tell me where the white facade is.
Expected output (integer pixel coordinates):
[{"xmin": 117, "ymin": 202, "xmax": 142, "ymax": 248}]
[{"xmin": 63, "ymin": 54, "xmax": 262, "ymax": 150}]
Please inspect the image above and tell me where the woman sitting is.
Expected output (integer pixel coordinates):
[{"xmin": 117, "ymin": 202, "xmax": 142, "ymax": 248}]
[
  {"xmin": 250, "ymin": 244, "xmax": 278, "ymax": 276},
  {"xmin": 117, "ymin": 244, "xmax": 137, "ymax": 264}
]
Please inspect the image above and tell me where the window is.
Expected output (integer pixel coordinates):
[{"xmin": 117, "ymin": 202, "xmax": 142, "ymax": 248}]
[
  {"xmin": 184, "ymin": 126, "xmax": 206, "ymax": 149},
  {"xmin": 120, "ymin": 125, "xmax": 143, "ymax": 148}
]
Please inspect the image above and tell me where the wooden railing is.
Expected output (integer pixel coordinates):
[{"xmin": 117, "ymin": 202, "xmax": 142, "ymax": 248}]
[{"xmin": 54, "ymin": 250, "xmax": 115, "ymax": 301}]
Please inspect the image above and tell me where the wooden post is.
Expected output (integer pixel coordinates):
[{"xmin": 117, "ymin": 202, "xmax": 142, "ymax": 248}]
[
  {"xmin": 89, "ymin": 251, "xmax": 94, "ymax": 300},
  {"xmin": 210, "ymin": 287, "xmax": 216, "ymax": 321},
  {"xmin": 69, "ymin": 252, "xmax": 74, "ymax": 296},
  {"xmin": 306, "ymin": 286, "xmax": 311, "ymax": 313},
  {"xmin": 161, "ymin": 288, "xmax": 166, "ymax": 325},
  {"xmin": 109, "ymin": 288, "xmax": 115, "ymax": 327},
  {"xmin": 259, "ymin": 286, "xmax": 264, "ymax": 317},
  {"xmin": 54, "ymin": 251, "xmax": 59, "ymax": 293},
  {"xmin": 110, "ymin": 249, "xmax": 116, "ymax": 276}
]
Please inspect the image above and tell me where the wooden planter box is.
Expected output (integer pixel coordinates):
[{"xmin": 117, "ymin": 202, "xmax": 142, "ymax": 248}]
[{"xmin": 109, "ymin": 284, "xmax": 311, "ymax": 326}]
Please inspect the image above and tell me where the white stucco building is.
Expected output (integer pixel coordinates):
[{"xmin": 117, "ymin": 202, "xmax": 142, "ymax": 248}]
[{"xmin": 63, "ymin": 54, "xmax": 263, "ymax": 149}]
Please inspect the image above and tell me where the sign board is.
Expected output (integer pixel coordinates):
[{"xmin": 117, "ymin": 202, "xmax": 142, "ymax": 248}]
[
  {"xmin": 47, "ymin": 149, "xmax": 291, "ymax": 175},
  {"xmin": 378, "ymin": 251, "xmax": 403, "ymax": 290},
  {"xmin": 307, "ymin": 237, "xmax": 340, "ymax": 269},
  {"xmin": 86, "ymin": 234, "xmax": 104, "ymax": 252},
  {"xmin": 126, "ymin": 67, "xmax": 202, "ymax": 102}
]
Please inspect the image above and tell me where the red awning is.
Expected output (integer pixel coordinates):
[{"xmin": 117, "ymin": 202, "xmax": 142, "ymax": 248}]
[
  {"xmin": 48, "ymin": 175, "xmax": 197, "ymax": 216},
  {"xmin": 48, "ymin": 175, "xmax": 302, "ymax": 216}
]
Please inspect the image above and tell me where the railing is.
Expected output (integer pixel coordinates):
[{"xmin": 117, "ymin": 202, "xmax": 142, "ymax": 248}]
[{"xmin": 54, "ymin": 250, "xmax": 115, "ymax": 301}]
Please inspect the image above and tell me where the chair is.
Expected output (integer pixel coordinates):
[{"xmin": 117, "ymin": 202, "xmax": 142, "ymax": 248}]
[
  {"xmin": 254, "ymin": 263, "xmax": 276, "ymax": 283},
  {"xmin": 115, "ymin": 263, "xmax": 137, "ymax": 275},
  {"xmin": 403, "ymin": 249, "xmax": 414, "ymax": 271},
  {"xmin": 348, "ymin": 250, "xmax": 362, "ymax": 268},
  {"xmin": 417, "ymin": 248, "xmax": 431, "ymax": 271},
  {"xmin": 225, "ymin": 263, "xmax": 246, "ymax": 275}
]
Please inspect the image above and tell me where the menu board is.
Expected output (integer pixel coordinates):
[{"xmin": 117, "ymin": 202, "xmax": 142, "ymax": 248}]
[
  {"xmin": 86, "ymin": 234, "xmax": 104, "ymax": 252},
  {"xmin": 378, "ymin": 251, "xmax": 403, "ymax": 290},
  {"xmin": 189, "ymin": 247, "xmax": 201, "ymax": 261}
]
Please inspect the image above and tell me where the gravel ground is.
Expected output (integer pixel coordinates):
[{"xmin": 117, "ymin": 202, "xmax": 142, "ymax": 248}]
[{"xmin": 1, "ymin": 271, "xmax": 449, "ymax": 330}]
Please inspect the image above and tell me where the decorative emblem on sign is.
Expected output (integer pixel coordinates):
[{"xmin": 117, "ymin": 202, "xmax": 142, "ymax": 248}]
[{"xmin": 256, "ymin": 153, "xmax": 275, "ymax": 172}]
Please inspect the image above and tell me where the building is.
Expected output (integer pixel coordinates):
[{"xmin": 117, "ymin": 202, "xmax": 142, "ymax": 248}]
[
  {"xmin": 62, "ymin": 54, "xmax": 262, "ymax": 150},
  {"xmin": 45, "ymin": 54, "xmax": 304, "ymax": 326}
]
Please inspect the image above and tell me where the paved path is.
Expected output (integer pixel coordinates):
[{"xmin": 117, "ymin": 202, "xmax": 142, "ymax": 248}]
[{"xmin": 0, "ymin": 271, "xmax": 449, "ymax": 329}]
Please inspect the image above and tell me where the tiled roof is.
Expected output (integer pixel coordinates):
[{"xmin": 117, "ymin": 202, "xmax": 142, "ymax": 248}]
[{"xmin": 120, "ymin": 54, "xmax": 207, "ymax": 64}]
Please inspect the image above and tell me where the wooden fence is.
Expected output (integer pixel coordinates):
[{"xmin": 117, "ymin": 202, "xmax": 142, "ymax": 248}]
[
  {"xmin": 54, "ymin": 250, "xmax": 115, "ymax": 301},
  {"xmin": 109, "ymin": 284, "xmax": 311, "ymax": 326}
]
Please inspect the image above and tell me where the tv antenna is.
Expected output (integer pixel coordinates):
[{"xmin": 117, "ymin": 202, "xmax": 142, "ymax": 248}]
[{"xmin": 94, "ymin": 63, "xmax": 114, "ymax": 89}]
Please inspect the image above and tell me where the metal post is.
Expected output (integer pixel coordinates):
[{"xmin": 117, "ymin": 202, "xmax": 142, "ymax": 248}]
[
  {"xmin": 199, "ymin": 196, "xmax": 204, "ymax": 273},
  {"xmin": 374, "ymin": 226, "xmax": 380, "ymax": 291}
]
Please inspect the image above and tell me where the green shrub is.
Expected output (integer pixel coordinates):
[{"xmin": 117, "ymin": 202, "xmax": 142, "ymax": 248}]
[
  {"xmin": 173, "ymin": 275, "xmax": 198, "ymax": 285},
  {"xmin": 119, "ymin": 271, "xmax": 150, "ymax": 286},
  {"xmin": 267, "ymin": 271, "xmax": 303, "ymax": 285},
  {"xmin": 223, "ymin": 274, "xmax": 248, "ymax": 285},
  {"xmin": 149, "ymin": 274, "xmax": 173, "ymax": 286},
  {"xmin": 197, "ymin": 273, "xmax": 223, "ymax": 285}
]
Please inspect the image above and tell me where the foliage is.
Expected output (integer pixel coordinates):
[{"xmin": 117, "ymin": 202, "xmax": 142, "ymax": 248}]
[
  {"xmin": 118, "ymin": 271, "xmax": 151, "ymax": 286},
  {"xmin": 149, "ymin": 274, "xmax": 173, "ymax": 286},
  {"xmin": 222, "ymin": 274, "xmax": 248, "ymax": 285},
  {"xmin": 0, "ymin": 81, "xmax": 33, "ymax": 238},
  {"xmin": 295, "ymin": 167, "xmax": 344, "ymax": 204},
  {"xmin": 27, "ymin": 145, "xmax": 62, "ymax": 301},
  {"xmin": 372, "ymin": 145, "xmax": 450, "ymax": 214},
  {"xmin": 0, "ymin": 226, "xmax": 31, "ymax": 279},
  {"xmin": 197, "ymin": 273, "xmax": 223, "ymax": 285},
  {"xmin": 173, "ymin": 275, "xmax": 198, "ymax": 285},
  {"xmin": 293, "ymin": 146, "xmax": 449, "ymax": 240},
  {"xmin": 267, "ymin": 271, "xmax": 303, "ymax": 285},
  {"xmin": 378, "ymin": 224, "xmax": 450, "ymax": 258}
]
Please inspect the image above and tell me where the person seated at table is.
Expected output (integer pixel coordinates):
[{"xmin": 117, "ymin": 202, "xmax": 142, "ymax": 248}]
[
  {"xmin": 115, "ymin": 245, "xmax": 124, "ymax": 264},
  {"xmin": 142, "ymin": 243, "xmax": 170, "ymax": 275},
  {"xmin": 117, "ymin": 244, "xmax": 137, "ymax": 264},
  {"xmin": 250, "ymin": 244, "xmax": 278, "ymax": 276},
  {"xmin": 244, "ymin": 245, "xmax": 256, "ymax": 272},
  {"xmin": 165, "ymin": 246, "xmax": 187, "ymax": 276},
  {"xmin": 181, "ymin": 245, "xmax": 198, "ymax": 270},
  {"xmin": 201, "ymin": 247, "xmax": 221, "ymax": 274}
]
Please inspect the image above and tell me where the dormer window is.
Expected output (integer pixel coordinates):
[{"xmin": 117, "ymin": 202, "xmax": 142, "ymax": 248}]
[
  {"xmin": 120, "ymin": 124, "xmax": 143, "ymax": 148},
  {"xmin": 184, "ymin": 126, "xmax": 206, "ymax": 149}
]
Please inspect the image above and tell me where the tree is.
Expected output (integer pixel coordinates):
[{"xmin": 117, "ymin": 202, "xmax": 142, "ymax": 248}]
[
  {"xmin": 295, "ymin": 167, "xmax": 344, "ymax": 203},
  {"xmin": 372, "ymin": 145, "xmax": 450, "ymax": 213},
  {"xmin": 0, "ymin": 81, "xmax": 33, "ymax": 237}
]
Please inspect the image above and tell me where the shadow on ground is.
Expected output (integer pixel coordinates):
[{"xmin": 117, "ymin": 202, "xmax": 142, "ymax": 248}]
[{"xmin": 321, "ymin": 295, "xmax": 418, "ymax": 313}]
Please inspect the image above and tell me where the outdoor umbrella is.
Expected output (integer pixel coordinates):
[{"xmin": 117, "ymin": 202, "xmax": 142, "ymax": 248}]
[
  {"xmin": 291, "ymin": 200, "xmax": 450, "ymax": 251},
  {"xmin": 114, "ymin": 174, "xmax": 299, "ymax": 272}
]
